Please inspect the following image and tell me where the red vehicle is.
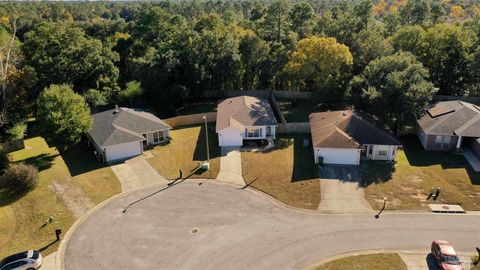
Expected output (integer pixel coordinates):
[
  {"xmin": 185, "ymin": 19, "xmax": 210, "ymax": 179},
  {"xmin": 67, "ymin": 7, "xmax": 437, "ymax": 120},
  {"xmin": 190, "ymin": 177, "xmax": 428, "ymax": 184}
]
[{"xmin": 431, "ymin": 240, "xmax": 464, "ymax": 270}]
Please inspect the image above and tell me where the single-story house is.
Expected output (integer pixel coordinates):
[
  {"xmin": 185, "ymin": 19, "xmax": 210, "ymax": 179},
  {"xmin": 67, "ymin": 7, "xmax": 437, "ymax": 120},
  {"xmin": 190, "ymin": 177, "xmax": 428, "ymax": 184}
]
[
  {"xmin": 86, "ymin": 107, "xmax": 172, "ymax": 162},
  {"xmin": 417, "ymin": 100, "xmax": 480, "ymax": 159},
  {"xmin": 309, "ymin": 110, "xmax": 402, "ymax": 165},
  {"xmin": 216, "ymin": 95, "xmax": 278, "ymax": 147}
]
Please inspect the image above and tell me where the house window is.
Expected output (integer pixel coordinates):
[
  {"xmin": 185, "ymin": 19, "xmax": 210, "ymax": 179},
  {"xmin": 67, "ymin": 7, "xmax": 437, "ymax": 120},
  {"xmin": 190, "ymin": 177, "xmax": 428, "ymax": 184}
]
[
  {"xmin": 378, "ymin": 150, "xmax": 388, "ymax": 156},
  {"xmin": 245, "ymin": 128, "xmax": 262, "ymax": 138},
  {"xmin": 266, "ymin": 126, "xmax": 272, "ymax": 136},
  {"xmin": 152, "ymin": 131, "xmax": 165, "ymax": 143},
  {"xmin": 435, "ymin": 135, "xmax": 450, "ymax": 149},
  {"xmin": 368, "ymin": 146, "xmax": 373, "ymax": 155}
]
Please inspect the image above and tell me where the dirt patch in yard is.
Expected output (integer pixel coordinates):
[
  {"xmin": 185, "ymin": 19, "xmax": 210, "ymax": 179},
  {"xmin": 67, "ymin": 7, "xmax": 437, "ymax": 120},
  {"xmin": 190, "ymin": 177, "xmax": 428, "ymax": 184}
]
[{"xmin": 50, "ymin": 180, "xmax": 94, "ymax": 218}]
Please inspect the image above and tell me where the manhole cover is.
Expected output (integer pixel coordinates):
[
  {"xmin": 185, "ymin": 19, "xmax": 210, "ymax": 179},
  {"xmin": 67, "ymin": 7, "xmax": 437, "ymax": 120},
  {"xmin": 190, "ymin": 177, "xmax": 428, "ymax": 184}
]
[
  {"xmin": 190, "ymin": 228, "xmax": 199, "ymax": 234},
  {"xmin": 442, "ymin": 205, "xmax": 450, "ymax": 210}
]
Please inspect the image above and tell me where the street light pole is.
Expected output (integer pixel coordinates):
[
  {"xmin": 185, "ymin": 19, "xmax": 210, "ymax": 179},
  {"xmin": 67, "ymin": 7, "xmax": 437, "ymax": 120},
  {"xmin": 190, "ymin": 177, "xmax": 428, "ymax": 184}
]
[
  {"xmin": 375, "ymin": 197, "xmax": 387, "ymax": 219},
  {"xmin": 202, "ymin": 115, "xmax": 210, "ymax": 166}
]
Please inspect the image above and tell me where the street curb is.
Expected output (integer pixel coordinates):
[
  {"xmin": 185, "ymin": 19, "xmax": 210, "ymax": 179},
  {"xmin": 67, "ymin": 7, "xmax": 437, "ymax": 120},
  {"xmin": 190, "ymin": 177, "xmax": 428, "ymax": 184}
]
[
  {"xmin": 55, "ymin": 179, "xmax": 479, "ymax": 269},
  {"xmin": 302, "ymin": 249, "xmax": 476, "ymax": 270}
]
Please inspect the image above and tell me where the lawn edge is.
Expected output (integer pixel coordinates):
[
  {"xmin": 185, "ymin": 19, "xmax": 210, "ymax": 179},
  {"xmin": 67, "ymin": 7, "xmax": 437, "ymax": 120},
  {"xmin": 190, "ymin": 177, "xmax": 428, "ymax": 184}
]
[{"xmin": 302, "ymin": 249, "xmax": 476, "ymax": 270}]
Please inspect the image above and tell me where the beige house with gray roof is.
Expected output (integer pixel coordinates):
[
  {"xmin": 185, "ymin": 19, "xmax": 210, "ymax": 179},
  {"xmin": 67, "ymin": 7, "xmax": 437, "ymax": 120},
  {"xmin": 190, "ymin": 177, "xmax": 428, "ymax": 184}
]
[
  {"xmin": 86, "ymin": 107, "xmax": 171, "ymax": 162},
  {"xmin": 216, "ymin": 96, "xmax": 278, "ymax": 147},
  {"xmin": 417, "ymin": 101, "xmax": 480, "ymax": 159}
]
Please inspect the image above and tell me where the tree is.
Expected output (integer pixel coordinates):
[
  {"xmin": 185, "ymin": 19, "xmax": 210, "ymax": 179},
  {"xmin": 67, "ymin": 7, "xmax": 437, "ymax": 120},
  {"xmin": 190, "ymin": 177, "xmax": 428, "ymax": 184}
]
[
  {"xmin": 285, "ymin": 36, "xmax": 353, "ymax": 101},
  {"xmin": 37, "ymin": 84, "xmax": 92, "ymax": 150},
  {"xmin": 0, "ymin": 150, "xmax": 8, "ymax": 175},
  {"xmin": 351, "ymin": 28, "xmax": 390, "ymax": 74},
  {"xmin": 239, "ymin": 32, "xmax": 269, "ymax": 90},
  {"xmin": 430, "ymin": 2, "xmax": 446, "ymax": 23},
  {"xmin": 289, "ymin": 2, "xmax": 316, "ymax": 39},
  {"xmin": 83, "ymin": 89, "xmax": 108, "ymax": 109},
  {"xmin": 22, "ymin": 22, "xmax": 119, "ymax": 92},
  {"xmin": 390, "ymin": 25, "xmax": 425, "ymax": 53},
  {"xmin": 449, "ymin": 5, "xmax": 466, "ymax": 21},
  {"xmin": 400, "ymin": 0, "xmax": 430, "ymax": 25},
  {"xmin": 349, "ymin": 52, "xmax": 436, "ymax": 131},
  {"xmin": 0, "ymin": 17, "xmax": 21, "ymax": 126},
  {"xmin": 117, "ymin": 80, "xmax": 143, "ymax": 107},
  {"xmin": 261, "ymin": 0, "xmax": 291, "ymax": 43},
  {"xmin": 418, "ymin": 24, "xmax": 475, "ymax": 95}
]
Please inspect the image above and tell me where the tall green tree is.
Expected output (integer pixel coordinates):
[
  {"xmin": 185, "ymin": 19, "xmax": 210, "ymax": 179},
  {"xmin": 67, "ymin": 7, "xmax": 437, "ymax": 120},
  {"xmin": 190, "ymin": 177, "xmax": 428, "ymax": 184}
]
[
  {"xmin": 261, "ymin": 0, "xmax": 291, "ymax": 43},
  {"xmin": 285, "ymin": 36, "xmax": 353, "ymax": 102},
  {"xmin": 349, "ymin": 52, "xmax": 436, "ymax": 131},
  {"xmin": 37, "ymin": 84, "xmax": 92, "ymax": 150},
  {"xmin": 22, "ymin": 22, "xmax": 119, "ymax": 92},
  {"xmin": 239, "ymin": 32, "xmax": 269, "ymax": 90},
  {"xmin": 289, "ymin": 2, "xmax": 316, "ymax": 39}
]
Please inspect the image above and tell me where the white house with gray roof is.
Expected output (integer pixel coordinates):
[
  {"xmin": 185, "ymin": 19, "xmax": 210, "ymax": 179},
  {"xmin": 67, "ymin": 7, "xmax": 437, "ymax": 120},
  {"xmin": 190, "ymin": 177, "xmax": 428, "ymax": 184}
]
[
  {"xmin": 216, "ymin": 96, "xmax": 278, "ymax": 147},
  {"xmin": 86, "ymin": 107, "xmax": 171, "ymax": 162}
]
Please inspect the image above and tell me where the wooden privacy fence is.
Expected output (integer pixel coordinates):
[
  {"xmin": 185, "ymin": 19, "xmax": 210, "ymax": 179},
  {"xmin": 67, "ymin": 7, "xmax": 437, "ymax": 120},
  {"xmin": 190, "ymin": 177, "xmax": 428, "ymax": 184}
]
[
  {"xmin": 0, "ymin": 139, "xmax": 25, "ymax": 153},
  {"xmin": 277, "ymin": 122, "xmax": 310, "ymax": 134},
  {"xmin": 163, "ymin": 112, "xmax": 217, "ymax": 128},
  {"xmin": 270, "ymin": 94, "xmax": 287, "ymax": 124}
]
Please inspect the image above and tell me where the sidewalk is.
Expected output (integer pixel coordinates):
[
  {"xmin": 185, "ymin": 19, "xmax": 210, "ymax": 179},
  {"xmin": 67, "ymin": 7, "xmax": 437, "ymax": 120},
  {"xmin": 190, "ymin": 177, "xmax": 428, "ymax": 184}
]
[{"xmin": 41, "ymin": 252, "xmax": 57, "ymax": 270}]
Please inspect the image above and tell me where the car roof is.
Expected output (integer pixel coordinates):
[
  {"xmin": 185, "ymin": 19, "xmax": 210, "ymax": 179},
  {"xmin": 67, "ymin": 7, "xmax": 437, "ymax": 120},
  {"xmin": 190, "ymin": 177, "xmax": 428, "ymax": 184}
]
[
  {"xmin": 0, "ymin": 251, "xmax": 29, "ymax": 267},
  {"xmin": 439, "ymin": 244, "xmax": 457, "ymax": 256}
]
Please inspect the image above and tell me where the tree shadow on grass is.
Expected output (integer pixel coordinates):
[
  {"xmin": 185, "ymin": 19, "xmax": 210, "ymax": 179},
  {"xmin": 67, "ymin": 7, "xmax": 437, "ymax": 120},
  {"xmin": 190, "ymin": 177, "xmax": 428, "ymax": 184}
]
[
  {"xmin": 60, "ymin": 142, "xmax": 109, "ymax": 177},
  {"xmin": 291, "ymin": 134, "xmax": 318, "ymax": 182},
  {"xmin": 21, "ymin": 153, "xmax": 57, "ymax": 171},
  {"xmin": 193, "ymin": 124, "xmax": 220, "ymax": 161},
  {"xmin": 358, "ymin": 161, "xmax": 396, "ymax": 187},
  {"xmin": 402, "ymin": 135, "xmax": 466, "ymax": 169},
  {"xmin": 0, "ymin": 187, "xmax": 30, "ymax": 207},
  {"xmin": 402, "ymin": 135, "xmax": 480, "ymax": 185}
]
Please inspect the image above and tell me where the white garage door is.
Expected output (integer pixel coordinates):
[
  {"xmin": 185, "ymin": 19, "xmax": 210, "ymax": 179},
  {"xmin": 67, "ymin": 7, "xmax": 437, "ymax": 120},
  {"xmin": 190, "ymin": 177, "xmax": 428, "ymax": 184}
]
[
  {"xmin": 105, "ymin": 141, "xmax": 142, "ymax": 162},
  {"xmin": 218, "ymin": 128, "xmax": 243, "ymax": 147},
  {"xmin": 318, "ymin": 148, "xmax": 360, "ymax": 165}
]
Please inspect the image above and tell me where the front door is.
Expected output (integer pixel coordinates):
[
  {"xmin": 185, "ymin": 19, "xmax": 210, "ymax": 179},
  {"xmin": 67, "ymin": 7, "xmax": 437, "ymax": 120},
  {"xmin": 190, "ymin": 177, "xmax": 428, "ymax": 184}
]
[{"xmin": 266, "ymin": 126, "xmax": 271, "ymax": 137}]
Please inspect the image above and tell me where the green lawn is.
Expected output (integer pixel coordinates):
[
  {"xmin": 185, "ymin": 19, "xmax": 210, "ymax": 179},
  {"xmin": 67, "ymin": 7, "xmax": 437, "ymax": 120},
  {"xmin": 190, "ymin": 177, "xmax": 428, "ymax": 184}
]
[
  {"xmin": 278, "ymin": 99, "xmax": 314, "ymax": 122},
  {"xmin": 362, "ymin": 135, "xmax": 480, "ymax": 210},
  {"xmin": 241, "ymin": 134, "xmax": 321, "ymax": 210},
  {"xmin": 0, "ymin": 137, "xmax": 120, "ymax": 258},
  {"xmin": 311, "ymin": 253, "xmax": 407, "ymax": 270},
  {"xmin": 147, "ymin": 124, "xmax": 220, "ymax": 180}
]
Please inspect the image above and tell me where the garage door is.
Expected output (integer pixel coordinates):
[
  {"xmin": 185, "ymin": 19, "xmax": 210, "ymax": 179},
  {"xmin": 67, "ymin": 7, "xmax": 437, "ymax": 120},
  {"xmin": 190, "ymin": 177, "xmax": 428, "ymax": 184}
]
[
  {"xmin": 105, "ymin": 141, "xmax": 142, "ymax": 162},
  {"xmin": 218, "ymin": 128, "xmax": 243, "ymax": 147},
  {"xmin": 318, "ymin": 148, "xmax": 360, "ymax": 165}
]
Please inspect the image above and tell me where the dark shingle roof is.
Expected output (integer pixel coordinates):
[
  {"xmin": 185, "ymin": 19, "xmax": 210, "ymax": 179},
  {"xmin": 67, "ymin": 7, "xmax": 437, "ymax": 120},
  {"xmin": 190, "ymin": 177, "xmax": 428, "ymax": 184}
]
[
  {"xmin": 87, "ymin": 108, "xmax": 171, "ymax": 147},
  {"xmin": 417, "ymin": 101, "xmax": 480, "ymax": 136},
  {"xmin": 309, "ymin": 110, "xmax": 401, "ymax": 149},
  {"xmin": 216, "ymin": 96, "xmax": 278, "ymax": 131}
]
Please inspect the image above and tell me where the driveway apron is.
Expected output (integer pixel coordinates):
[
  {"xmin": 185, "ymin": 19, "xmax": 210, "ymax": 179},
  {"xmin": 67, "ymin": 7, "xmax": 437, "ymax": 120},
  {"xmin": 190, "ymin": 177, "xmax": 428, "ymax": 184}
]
[
  {"xmin": 318, "ymin": 165, "xmax": 373, "ymax": 213},
  {"xmin": 111, "ymin": 155, "xmax": 167, "ymax": 192},
  {"xmin": 217, "ymin": 147, "xmax": 245, "ymax": 186}
]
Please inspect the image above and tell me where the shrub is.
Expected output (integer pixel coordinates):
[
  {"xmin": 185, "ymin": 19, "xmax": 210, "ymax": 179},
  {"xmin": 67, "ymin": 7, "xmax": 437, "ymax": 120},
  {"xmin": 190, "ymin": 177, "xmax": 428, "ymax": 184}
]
[
  {"xmin": 7, "ymin": 122, "xmax": 27, "ymax": 140},
  {"xmin": 0, "ymin": 163, "xmax": 39, "ymax": 192}
]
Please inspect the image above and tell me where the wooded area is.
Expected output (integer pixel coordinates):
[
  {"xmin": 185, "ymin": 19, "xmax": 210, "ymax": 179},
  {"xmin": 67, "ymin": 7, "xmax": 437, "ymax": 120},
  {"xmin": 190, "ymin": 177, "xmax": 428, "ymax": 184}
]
[{"xmin": 0, "ymin": 0, "xmax": 480, "ymax": 141}]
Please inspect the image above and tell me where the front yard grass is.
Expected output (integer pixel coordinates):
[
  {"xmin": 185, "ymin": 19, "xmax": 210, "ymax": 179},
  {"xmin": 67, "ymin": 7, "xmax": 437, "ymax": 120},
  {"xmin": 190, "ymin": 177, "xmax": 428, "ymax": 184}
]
[
  {"xmin": 311, "ymin": 253, "xmax": 407, "ymax": 270},
  {"xmin": 241, "ymin": 134, "xmax": 320, "ymax": 210},
  {"xmin": 147, "ymin": 124, "xmax": 220, "ymax": 179},
  {"xmin": 0, "ymin": 137, "xmax": 120, "ymax": 258},
  {"xmin": 363, "ymin": 135, "xmax": 480, "ymax": 210}
]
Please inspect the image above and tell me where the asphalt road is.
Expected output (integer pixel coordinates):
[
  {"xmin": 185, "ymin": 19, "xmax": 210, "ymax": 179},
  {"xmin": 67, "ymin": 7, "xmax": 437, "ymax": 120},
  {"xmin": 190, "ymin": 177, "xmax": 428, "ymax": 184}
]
[{"xmin": 64, "ymin": 181, "xmax": 480, "ymax": 270}]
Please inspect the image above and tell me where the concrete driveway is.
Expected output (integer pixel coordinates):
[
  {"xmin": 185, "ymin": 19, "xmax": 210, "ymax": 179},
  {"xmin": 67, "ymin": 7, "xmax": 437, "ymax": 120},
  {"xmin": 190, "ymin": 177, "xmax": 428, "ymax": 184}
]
[
  {"xmin": 216, "ymin": 147, "xmax": 245, "ymax": 186},
  {"xmin": 110, "ymin": 155, "xmax": 167, "ymax": 192},
  {"xmin": 318, "ymin": 165, "xmax": 373, "ymax": 213},
  {"xmin": 64, "ymin": 181, "xmax": 480, "ymax": 270}
]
